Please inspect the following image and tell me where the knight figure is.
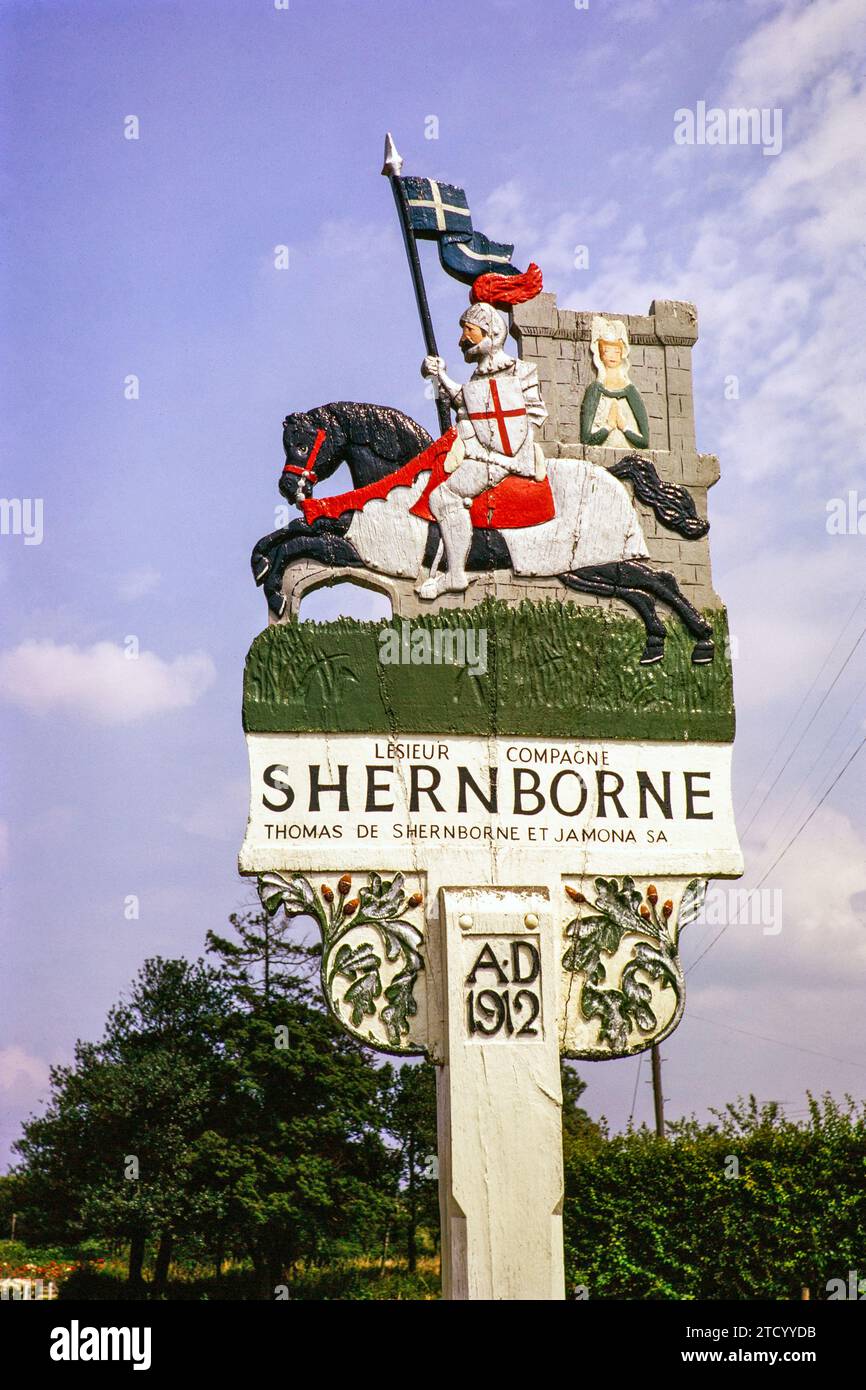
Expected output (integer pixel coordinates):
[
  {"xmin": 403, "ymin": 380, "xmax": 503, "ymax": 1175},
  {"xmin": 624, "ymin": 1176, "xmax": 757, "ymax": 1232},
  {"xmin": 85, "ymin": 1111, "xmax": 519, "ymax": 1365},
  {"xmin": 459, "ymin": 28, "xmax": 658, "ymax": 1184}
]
[{"xmin": 418, "ymin": 295, "xmax": 548, "ymax": 600}]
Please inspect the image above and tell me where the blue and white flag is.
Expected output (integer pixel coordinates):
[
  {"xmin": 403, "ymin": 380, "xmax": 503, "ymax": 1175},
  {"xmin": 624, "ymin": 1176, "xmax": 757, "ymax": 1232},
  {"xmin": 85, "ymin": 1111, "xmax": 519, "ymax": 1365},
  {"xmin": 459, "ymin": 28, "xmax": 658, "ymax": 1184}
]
[
  {"xmin": 399, "ymin": 174, "xmax": 521, "ymax": 285},
  {"xmin": 439, "ymin": 229, "xmax": 519, "ymax": 286},
  {"xmin": 401, "ymin": 177, "xmax": 472, "ymax": 239}
]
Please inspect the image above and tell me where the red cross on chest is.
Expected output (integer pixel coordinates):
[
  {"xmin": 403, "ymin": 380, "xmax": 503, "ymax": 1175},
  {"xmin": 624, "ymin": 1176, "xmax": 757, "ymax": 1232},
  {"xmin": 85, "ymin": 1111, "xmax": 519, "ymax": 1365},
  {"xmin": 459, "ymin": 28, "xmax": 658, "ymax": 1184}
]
[{"xmin": 466, "ymin": 376, "xmax": 527, "ymax": 457}]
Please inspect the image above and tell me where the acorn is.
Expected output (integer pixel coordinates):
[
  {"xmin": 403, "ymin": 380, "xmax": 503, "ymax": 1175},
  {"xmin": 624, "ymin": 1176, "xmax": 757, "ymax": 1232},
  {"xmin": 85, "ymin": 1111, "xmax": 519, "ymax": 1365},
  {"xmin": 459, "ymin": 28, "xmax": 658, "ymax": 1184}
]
[
  {"xmin": 337, "ymin": 874, "xmax": 352, "ymax": 896},
  {"xmin": 406, "ymin": 892, "xmax": 424, "ymax": 909},
  {"xmin": 321, "ymin": 884, "xmax": 334, "ymax": 903},
  {"xmin": 344, "ymin": 898, "xmax": 359, "ymax": 916},
  {"xmin": 639, "ymin": 904, "xmax": 651, "ymax": 920},
  {"xmin": 565, "ymin": 886, "xmax": 587, "ymax": 903},
  {"xmin": 647, "ymin": 884, "xmax": 658, "ymax": 906},
  {"xmin": 662, "ymin": 900, "xmax": 674, "ymax": 919}
]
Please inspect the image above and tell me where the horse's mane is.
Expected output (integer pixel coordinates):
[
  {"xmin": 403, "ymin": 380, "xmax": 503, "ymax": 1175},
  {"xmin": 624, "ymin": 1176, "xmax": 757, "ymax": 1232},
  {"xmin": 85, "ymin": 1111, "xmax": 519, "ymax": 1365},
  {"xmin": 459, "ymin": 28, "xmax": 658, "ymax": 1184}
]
[{"xmin": 310, "ymin": 401, "xmax": 433, "ymax": 462}]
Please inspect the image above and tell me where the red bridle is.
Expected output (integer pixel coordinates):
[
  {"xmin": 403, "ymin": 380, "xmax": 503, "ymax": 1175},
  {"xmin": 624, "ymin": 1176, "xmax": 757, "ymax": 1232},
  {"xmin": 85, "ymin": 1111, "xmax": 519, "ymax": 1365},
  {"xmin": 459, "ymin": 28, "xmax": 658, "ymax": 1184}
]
[{"xmin": 282, "ymin": 428, "xmax": 327, "ymax": 487}]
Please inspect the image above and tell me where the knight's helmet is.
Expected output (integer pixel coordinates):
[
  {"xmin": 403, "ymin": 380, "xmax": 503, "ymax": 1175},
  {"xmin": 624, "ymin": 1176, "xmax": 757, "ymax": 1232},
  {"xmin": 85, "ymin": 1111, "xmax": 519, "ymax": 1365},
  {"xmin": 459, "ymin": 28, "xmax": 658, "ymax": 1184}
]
[{"xmin": 459, "ymin": 262, "xmax": 544, "ymax": 349}]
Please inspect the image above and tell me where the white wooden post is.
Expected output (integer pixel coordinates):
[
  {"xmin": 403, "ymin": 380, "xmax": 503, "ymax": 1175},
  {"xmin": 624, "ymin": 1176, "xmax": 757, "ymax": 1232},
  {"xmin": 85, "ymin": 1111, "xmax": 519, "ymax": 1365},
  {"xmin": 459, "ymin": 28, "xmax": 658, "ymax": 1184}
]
[{"xmin": 436, "ymin": 887, "xmax": 565, "ymax": 1301}]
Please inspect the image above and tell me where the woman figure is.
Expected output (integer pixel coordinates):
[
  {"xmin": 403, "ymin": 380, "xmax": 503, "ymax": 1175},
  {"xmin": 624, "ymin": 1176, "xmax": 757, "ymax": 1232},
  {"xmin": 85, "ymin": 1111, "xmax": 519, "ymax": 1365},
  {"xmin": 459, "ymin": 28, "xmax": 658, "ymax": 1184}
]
[{"xmin": 580, "ymin": 316, "xmax": 650, "ymax": 450}]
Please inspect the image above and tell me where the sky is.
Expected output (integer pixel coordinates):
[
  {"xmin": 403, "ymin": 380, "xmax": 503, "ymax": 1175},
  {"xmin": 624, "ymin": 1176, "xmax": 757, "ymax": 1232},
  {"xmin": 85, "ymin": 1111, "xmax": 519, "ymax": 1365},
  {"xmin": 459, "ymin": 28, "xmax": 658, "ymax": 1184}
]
[{"xmin": 2, "ymin": 0, "xmax": 866, "ymax": 1166}]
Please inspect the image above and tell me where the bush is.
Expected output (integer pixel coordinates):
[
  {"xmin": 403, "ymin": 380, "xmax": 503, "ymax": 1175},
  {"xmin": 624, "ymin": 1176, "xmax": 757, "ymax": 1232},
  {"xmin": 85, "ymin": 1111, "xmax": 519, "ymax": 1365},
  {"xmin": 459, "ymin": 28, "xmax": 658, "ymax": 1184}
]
[{"xmin": 563, "ymin": 1094, "xmax": 866, "ymax": 1300}]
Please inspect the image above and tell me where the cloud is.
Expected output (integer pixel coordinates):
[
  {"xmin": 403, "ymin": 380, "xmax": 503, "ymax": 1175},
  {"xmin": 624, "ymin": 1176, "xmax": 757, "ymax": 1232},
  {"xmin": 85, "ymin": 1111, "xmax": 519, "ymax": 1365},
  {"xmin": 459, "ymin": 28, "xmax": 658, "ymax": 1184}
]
[
  {"xmin": 0, "ymin": 1046, "xmax": 50, "ymax": 1097},
  {"xmin": 722, "ymin": 546, "xmax": 865, "ymax": 713},
  {"xmin": 479, "ymin": 180, "xmax": 621, "ymax": 283},
  {"xmin": 577, "ymin": 4, "xmax": 866, "ymax": 503},
  {"xmin": 0, "ymin": 640, "xmax": 216, "ymax": 724},
  {"xmin": 583, "ymin": 36, "xmax": 690, "ymax": 109},
  {"xmin": 724, "ymin": 0, "xmax": 866, "ymax": 105},
  {"xmin": 746, "ymin": 74, "xmax": 866, "ymax": 255},
  {"xmin": 481, "ymin": 0, "xmax": 866, "ymax": 528},
  {"xmin": 117, "ymin": 567, "xmax": 161, "ymax": 601},
  {"xmin": 689, "ymin": 804, "xmax": 866, "ymax": 998}
]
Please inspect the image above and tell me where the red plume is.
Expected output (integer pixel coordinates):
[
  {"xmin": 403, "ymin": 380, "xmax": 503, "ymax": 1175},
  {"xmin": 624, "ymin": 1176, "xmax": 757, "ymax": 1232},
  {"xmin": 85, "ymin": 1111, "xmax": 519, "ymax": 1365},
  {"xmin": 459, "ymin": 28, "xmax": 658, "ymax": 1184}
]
[{"xmin": 470, "ymin": 262, "xmax": 543, "ymax": 307}]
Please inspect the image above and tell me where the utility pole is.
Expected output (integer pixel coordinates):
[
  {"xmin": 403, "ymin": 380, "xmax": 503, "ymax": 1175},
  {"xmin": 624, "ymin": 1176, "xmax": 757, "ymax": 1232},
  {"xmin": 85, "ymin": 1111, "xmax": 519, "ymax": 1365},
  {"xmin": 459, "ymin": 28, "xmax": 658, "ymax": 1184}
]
[{"xmin": 651, "ymin": 1043, "xmax": 665, "ymax": 1138}]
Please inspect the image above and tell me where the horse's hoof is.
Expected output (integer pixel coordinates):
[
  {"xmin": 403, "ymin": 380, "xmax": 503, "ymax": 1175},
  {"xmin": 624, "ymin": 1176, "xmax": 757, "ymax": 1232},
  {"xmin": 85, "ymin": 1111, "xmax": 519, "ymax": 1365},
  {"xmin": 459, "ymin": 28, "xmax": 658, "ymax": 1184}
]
[
  {"xmin": 415, "ymin": 572, "xmax": 471, "ymax": 601},
  {"xmin": 253, "ymin": 557, "xmax": 270, "ymax": 585},
  {"xmin": 639, "ymin": 639, "xmax": 665, "ymax": 666},
  {"xmin": 692, "ymin": 640, "xmax": 715, "ymax": 665}
]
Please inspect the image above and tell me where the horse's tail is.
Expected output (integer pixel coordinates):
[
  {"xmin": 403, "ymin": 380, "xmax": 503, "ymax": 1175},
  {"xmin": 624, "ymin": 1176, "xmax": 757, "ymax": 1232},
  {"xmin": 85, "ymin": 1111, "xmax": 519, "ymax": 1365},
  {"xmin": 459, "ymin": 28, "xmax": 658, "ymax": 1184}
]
[{"xmin": 609, "ymin": 453, "xmax": 709, "ymax": 540}]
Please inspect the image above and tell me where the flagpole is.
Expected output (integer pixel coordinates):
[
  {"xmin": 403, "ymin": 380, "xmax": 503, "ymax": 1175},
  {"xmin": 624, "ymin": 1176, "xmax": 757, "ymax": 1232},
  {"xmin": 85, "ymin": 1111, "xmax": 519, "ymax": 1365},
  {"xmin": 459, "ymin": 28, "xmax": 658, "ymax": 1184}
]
[{"xmin": 381, "ymin": 132, "xmax": 453, "ymax": 436}]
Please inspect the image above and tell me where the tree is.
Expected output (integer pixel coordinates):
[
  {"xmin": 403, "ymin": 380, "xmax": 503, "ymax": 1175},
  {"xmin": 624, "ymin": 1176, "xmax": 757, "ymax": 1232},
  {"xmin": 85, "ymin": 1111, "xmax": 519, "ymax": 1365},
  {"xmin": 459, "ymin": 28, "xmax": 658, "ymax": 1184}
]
[
  {"xmin": 561, "ymin": 1062, "xmax": 602, "ymax": 1162},
  {"xmin": 13, "ymin": 958, "xmax": 230, "ymax": 1289},
  {"xmin": 10, "ymin": 908, "xmax": 413, "ymax": 1299},
  {"xmin": 204, "ymin": 910, "xmax": 398, "ymax": 1296},
  {"xmin": 382, "ymin": 1061, "xmax": 439, "ymax": 1270},
  {"xmin": 206, "ymin": 904, "xmax": 317, "ymax": 1010},
  {"xmin": 0, "ymin": 1173, "xmax": 23, "ymax": 1240}
]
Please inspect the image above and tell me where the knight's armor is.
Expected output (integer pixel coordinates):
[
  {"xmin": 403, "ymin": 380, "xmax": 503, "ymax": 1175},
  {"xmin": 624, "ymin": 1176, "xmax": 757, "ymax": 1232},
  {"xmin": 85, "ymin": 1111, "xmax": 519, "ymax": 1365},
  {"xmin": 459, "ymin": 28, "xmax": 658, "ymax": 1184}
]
[{"xmin": 417, "ymin": 300, "xmax": 548, "ymax": 599}]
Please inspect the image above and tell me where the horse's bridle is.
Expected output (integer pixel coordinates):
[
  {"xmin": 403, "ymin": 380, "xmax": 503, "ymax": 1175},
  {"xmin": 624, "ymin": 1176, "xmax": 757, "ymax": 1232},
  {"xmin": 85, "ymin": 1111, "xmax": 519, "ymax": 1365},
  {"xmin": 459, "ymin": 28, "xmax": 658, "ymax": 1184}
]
[{"xmin": 282, "ymin": 428, "xmax": 327, "ymax": 500}]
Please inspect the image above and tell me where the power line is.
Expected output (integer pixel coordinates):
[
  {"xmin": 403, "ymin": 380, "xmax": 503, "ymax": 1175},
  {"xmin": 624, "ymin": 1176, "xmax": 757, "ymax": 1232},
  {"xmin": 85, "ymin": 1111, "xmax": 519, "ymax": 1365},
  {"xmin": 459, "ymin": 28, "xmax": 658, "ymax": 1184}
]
[
  {"xmin": 753, "ymin": 731, "xmax": 866, "ymax": 887},
  {"xmin": 753, "ymin": 666, "xmax": 866, "ymax": 869},
  {"xmin": 687, "ymin": 1012, "xmax": 866, "ymax": 1072},
  {"xmin": 738, "ymin": 589, "xmax": 865, "ymax": 818},
  {"xmin": 741, "ymin": 620, "xmax": 866, "ymax": 838},
  {"xmin": 687, "ymin": 732, "xmax": 866, "ymax": 974}
]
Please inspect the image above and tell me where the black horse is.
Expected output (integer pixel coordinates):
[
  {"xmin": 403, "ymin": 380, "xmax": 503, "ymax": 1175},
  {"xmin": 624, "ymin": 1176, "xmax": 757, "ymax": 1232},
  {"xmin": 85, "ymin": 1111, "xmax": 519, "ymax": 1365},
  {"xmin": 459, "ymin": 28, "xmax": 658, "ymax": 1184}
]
[
  {"xmin": 251, "ymin": 400, "xmax": 513, "ymax": 617},
  {"xmin": 251, "ymin": 400, "xmax": 714, "ymax": 664}
]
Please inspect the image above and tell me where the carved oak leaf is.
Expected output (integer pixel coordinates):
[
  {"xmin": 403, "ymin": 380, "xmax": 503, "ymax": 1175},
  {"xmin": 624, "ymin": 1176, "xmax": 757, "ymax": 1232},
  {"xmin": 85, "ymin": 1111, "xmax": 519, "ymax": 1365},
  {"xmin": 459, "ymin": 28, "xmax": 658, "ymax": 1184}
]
[
  {"xmin": 329, "ymin": 941, "xmax": 382, "ymax": 1027},
  {"xmin": 581, "ymin": 984, "xmax": 631, "ymax": 1053},
  {"xmin": 620, "ymin": 969, "xmax": 656, "ymax": 1033},
  {"xmin": 678, "ymin": 878, "xmax": 708, "ymax": 930},
  {"xmin": 563, "ymin": 917, "xmax": 610, "ymax": 982},
  {"xmin": 258, "ymin": 871, "xmax": 317, "ymax": 918},
  {"xmin": 357, "ymin": 872, "xmax": 407, "ymax": 920},
  {"xmin": 592, "ymin": 876, "xmax": 646, "ymax": 930},
  {"xmin": 381, "ymin": 969, "xmax": 419, "ymax": 1044},
  {"xmin": 377, "ymin": 918, "xmax": 424, "ymax": 968}
]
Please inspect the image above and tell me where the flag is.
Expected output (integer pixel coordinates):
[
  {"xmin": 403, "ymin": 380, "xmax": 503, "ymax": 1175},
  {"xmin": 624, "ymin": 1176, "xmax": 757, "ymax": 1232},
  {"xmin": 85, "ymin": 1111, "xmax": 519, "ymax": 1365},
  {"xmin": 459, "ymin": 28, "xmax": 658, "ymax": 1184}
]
[
  {"xmin": 398, "ymin": 173, "xmax": 526, "ymax": 287},
  {"xmin": 439, "ymin": 230, "xmax": 520, "ymax": 286},
  {"xmin": 401, "ymin": 177, "xmax": 472, "ymax": 238}
]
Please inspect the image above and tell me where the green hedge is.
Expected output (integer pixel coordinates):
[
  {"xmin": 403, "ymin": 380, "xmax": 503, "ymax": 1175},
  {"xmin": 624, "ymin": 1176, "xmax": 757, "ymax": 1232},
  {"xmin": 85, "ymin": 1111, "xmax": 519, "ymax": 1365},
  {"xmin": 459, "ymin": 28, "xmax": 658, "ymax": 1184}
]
[{"xmin": 564, "ymin": 1095, "xmax": 866, "ymax": 1300}]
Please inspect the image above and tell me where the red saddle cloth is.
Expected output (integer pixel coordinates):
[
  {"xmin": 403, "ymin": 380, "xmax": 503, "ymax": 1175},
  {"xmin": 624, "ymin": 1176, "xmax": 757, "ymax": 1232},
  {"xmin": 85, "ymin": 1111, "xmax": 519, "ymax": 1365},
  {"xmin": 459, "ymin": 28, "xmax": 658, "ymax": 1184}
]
[{"xmin": 300, "ymin": 428, "xmax": 555, "ymax": 531}]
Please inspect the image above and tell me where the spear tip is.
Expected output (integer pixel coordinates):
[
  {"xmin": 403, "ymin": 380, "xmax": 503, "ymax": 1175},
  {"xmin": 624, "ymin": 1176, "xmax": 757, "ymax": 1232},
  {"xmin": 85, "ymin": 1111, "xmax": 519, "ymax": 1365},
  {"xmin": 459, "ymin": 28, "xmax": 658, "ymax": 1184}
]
[{"xmin": 381, "ymin": 131, "xmax": 403, "ymax": 178}]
